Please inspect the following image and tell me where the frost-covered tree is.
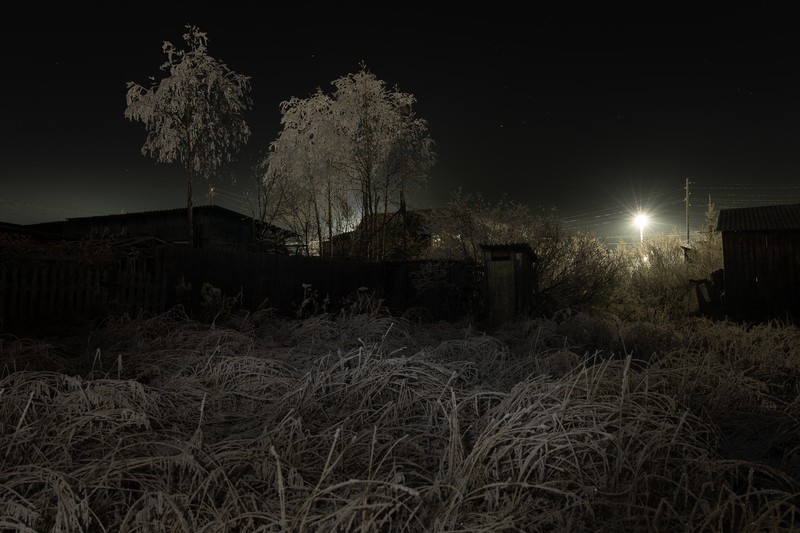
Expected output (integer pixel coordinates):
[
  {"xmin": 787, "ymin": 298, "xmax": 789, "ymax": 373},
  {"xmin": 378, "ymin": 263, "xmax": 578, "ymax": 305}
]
[
  {"xmin": 426, "ymin": 189, "xmax": 551, "ymax": 261},
  {"xmin": 262, "ymin": 89, "xmax": 340, "ymax": 255},
  {"xmin": 425, "ymin": 188, "xmax": 624, "ymax": 314},
  {"xmin": 125, "ymin": 24, "xmax": 252, "ymax": 244},
  {"xmin": 264, "ymin": 65, "xmax": 436, "ymax": 258}
]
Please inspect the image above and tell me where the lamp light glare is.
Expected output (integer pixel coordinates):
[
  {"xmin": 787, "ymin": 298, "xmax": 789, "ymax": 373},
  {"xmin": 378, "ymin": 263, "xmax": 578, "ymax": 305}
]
[{"xmin": 634, "ymin": 213, "xmax": 648, "ymax": 242}]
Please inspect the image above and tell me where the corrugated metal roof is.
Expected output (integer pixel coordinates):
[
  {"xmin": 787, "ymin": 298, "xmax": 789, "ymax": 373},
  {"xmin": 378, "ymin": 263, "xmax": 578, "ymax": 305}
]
[{"xmin": 716, "ymin": 203, "xmax": 800, "ymax": 232}]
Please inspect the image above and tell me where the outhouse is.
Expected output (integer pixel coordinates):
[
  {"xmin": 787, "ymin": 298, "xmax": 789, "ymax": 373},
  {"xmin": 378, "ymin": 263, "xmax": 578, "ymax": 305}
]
[{"xmin": 480, "ymin": 243, "xmax": 537, "ymax": 324}]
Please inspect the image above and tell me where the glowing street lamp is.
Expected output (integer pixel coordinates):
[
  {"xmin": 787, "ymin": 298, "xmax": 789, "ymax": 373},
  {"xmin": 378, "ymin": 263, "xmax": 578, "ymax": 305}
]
[{"xmin": 634, "ymin": 213, "xmax": 648, "ymax": 243}]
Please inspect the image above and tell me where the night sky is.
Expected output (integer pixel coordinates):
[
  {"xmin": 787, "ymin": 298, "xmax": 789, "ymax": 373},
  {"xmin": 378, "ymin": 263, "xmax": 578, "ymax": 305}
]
[{"xmin": 2, "ymin": 7, "xmax": 799, "ymax": 244}]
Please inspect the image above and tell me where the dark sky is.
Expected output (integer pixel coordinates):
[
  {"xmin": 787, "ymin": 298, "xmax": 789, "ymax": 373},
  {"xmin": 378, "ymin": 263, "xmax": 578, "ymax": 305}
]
[{"xmin": 2, "ymin": 7, "xmax": 799, "ymax": 243}]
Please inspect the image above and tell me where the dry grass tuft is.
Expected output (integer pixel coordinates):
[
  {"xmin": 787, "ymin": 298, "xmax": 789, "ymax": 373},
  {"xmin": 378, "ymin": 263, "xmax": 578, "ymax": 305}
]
[
  {"xmin": 2, "ymin": 309, "xmax": 799, "ymax": 531},
  {"xmin": 1, "ymin": 335, "xmax": 77, "ymax": 377}
]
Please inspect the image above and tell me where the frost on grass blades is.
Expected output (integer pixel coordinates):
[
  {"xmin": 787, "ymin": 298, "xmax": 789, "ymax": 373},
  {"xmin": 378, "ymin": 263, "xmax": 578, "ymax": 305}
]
[{"xmin": 1, "ymin": 304, "xmax": 799, "ymax": 532}]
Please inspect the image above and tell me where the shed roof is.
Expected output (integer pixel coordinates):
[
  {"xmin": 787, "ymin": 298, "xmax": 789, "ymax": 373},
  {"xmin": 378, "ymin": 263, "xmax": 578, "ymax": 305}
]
[
  {"xmin": 716, "ymin": 203, "xmax": 800, "ymax": 232},
  {"xmin": 480, "ymin": 243, "xmax": 538, "ymax": 261}
]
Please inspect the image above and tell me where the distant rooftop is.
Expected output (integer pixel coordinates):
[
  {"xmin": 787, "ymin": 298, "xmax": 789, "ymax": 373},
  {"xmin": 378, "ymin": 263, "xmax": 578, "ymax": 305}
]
[{"xmin": 25, "ymin": 204, "xmax": 251, "ymax": 226}]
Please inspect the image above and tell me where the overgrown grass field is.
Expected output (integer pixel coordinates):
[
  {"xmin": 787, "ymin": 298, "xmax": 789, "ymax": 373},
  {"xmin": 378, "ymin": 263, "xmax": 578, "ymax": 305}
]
[{"xmin": 2, "ymin": 305, "xmax": 799, "ymax": 532}]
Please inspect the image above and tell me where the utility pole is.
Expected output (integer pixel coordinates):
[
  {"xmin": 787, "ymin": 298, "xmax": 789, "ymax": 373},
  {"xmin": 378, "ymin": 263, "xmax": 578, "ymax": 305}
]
[{"xmin": 684, "ymin": 178, "xmax": 691, "ymax": 245}]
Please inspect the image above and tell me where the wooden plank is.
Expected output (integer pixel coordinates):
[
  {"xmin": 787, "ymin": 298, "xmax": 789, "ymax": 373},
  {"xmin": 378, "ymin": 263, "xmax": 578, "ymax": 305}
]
[
  {"xmin": 121, "ymin": 267, "xmax": 132, "ymax": 315},
  {"xmin": 62, "ymin": 263, "xmax": 71, "ymax": 316},
  {"xmin": 152, "ymin": 255, "xmax": 162, "ymax": 315},
  {"xmin": 0, "ymin": 264, "xmax": 7, "ymax": 318},
  {"xmin": 100, "ymin": 267, "xmax": 110, "ymax": 312},
  {"xmin": 54, "ymin": 264, "xmax": 63, "ymax": 316},
  {"xmin": 9, "ymin": 265, "xmax": 18, "ymax": 320},
  {"xmin": 127, "ymin": 266, "xmax": 136, "ymax": 314},
  {"xmin": 80, "ymin": 264, "xmax": 89, "ymax": 315},
  {"xmin": 137, "ymin": 268, "xmax": 146, "ymax": 316},
  {"xmin": 87, "ymin": 266, "xmax": 96, "ymax": 316},
  {"xmin": 140, "ymin": 267, "xmax": 148, "ymax": 316},
  {"xmin": 47, "ymin": 265, "xmax": 57, "ymax": 316},
  {"xmin": 25, "ymin": 265, "xmax": 37, "ymax": 319},
  {"xmin": 75, "ymin": 265, "xmax": 84, "ymax": 315},
  {"xmin": 38, "ymin": 265, "xmax": 46, "ymax": 318},
  {"xmin": 19, "ymin": 264, "xmax": 30, "ymax": 320},
  {"xmin": 143, "ymin": 267, "xmax": 153, "ymax": 315},
  {"xmin": 157, "ymin": 248, "xmax": 167, "ymax": 314},
  {"xmin": 27, "ymin": 265, "xmax": 38, "ymax": 320},
  {"xmin": 132, "ymin": 265, "xmax": 140, "ymax": 315},
  {"xmin": 71, "ymin": 264, "xmax": 79, "ymax": 316},
  {"xmin": 90, "ymin": 265, "xmax": 98, "ymax": 314}
]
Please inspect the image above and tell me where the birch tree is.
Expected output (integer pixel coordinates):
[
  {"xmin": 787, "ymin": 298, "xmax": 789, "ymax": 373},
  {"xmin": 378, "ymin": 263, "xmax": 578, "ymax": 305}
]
[
  {"xmin": 125, "ymin": 24, "xmax": 252, "ymax": 244},
  {"xmin": 264, "ymin": 65, "xmax": 436, "ymax": 258}
]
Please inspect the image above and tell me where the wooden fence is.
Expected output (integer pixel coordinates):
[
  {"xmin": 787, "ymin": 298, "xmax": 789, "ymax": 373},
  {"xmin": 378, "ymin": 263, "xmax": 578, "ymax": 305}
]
[
  {"xmin": 0, "ymin": 260, "xmax": 111, "ymax": 322},
  {"xmin": 0, "ymin": 252, "xmax": 166, "ymax": 327},
  {"xmin": 0, "ymin": 246, "xmax": 480, "ymax": 328}
]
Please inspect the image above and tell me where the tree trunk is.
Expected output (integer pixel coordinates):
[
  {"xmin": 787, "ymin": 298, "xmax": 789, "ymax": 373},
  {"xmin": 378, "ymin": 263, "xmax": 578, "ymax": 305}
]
[
  {"xmin": 187, "ymin": 167, "xmax": 194, "ymax": 246},
  {"xmin": 186, "ymin": 157, "xmax": 199, "ymax": 320}
]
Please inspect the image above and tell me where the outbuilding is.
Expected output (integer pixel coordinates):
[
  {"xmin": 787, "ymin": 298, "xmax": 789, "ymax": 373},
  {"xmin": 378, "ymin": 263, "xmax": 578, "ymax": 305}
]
[
  {"xmin": 480, "ymin": 243, "xmax": 537, "ymax": 324},
  {"xmin": 716, "ymin": 203, "xmax": 800, "ymax": 320}
]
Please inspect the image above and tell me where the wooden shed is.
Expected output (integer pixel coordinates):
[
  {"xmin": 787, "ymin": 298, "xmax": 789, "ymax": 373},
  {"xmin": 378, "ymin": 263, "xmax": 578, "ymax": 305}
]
[
  {"xmin": 716, "ymin": 203, "xmax": 800, "ymax": 320},
  {"xmin": 480, "ymin": 243, "xmax": 537, "ymax": 324}
]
